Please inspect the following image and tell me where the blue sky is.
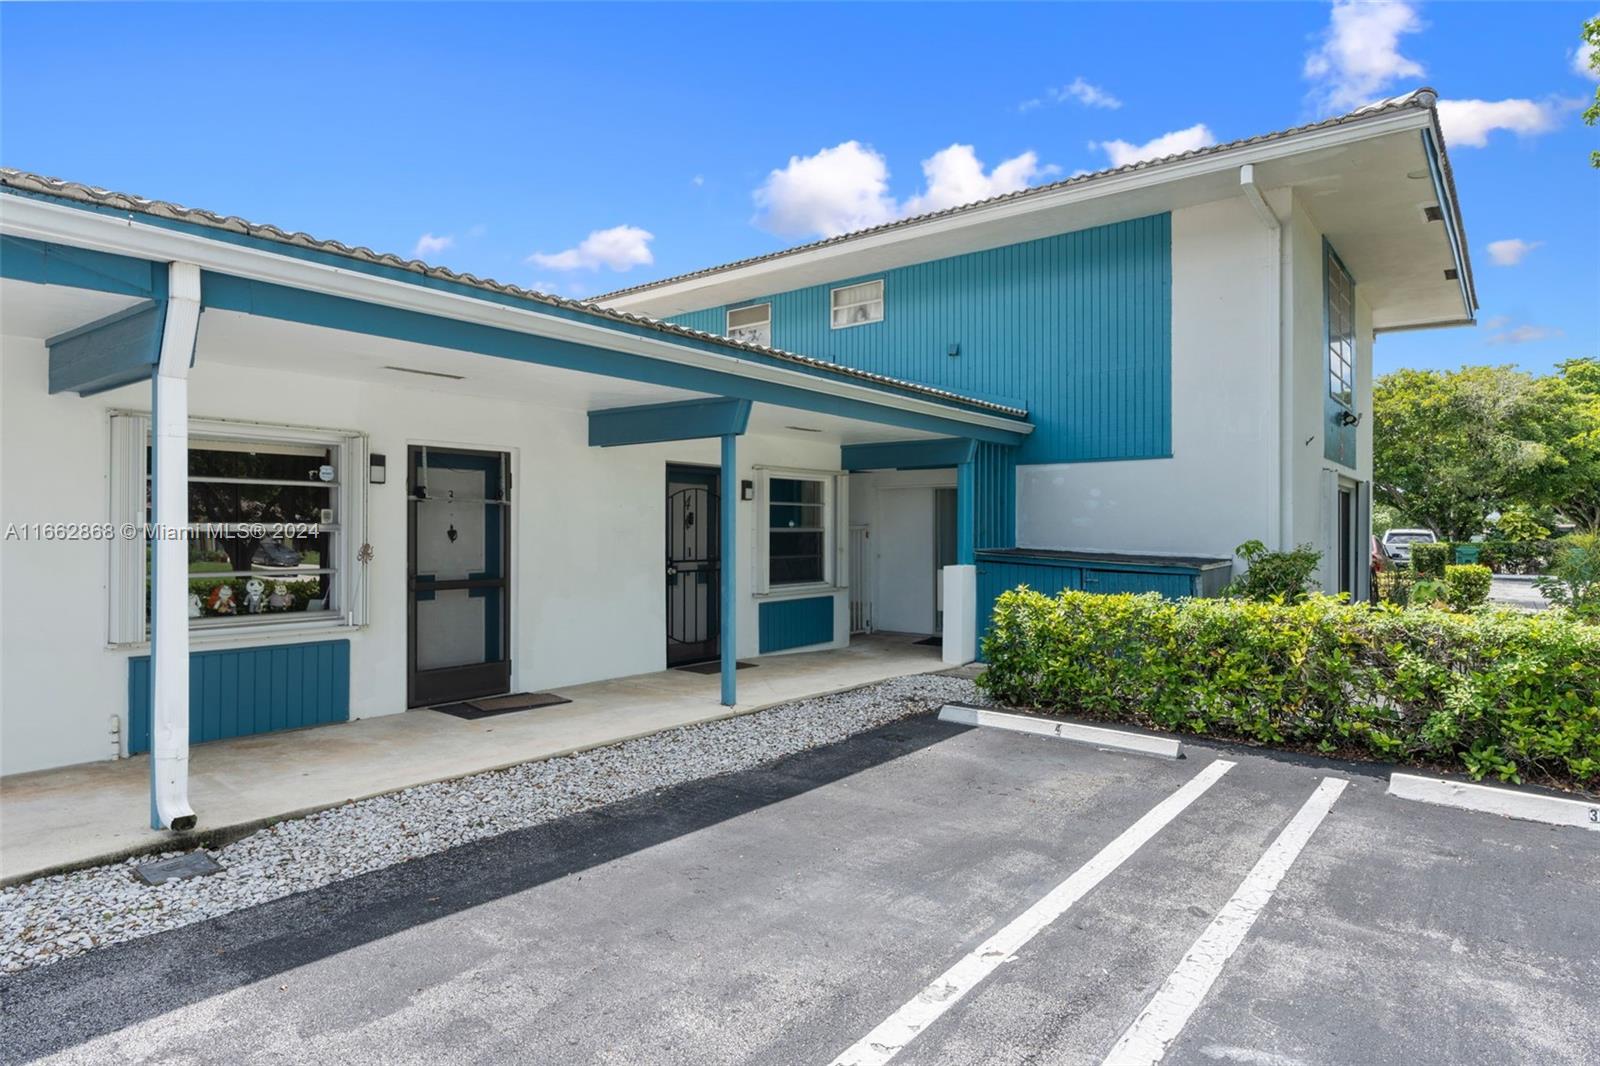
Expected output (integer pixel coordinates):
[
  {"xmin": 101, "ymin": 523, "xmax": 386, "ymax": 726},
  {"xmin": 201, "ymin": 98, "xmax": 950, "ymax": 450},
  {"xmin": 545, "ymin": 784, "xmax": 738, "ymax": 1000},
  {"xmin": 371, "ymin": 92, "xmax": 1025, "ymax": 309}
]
[{"xmin": 2, "ymin": 1, "xmax": 1594, "ymax": 376}]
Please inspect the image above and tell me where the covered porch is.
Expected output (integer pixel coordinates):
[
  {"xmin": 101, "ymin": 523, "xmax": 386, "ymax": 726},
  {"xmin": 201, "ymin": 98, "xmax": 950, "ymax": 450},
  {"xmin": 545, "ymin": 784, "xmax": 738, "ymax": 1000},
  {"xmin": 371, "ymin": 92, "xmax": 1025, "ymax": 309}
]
[
  {"xmin": 0, "ymin": 632, "xmax": 947, "ymax": 884},
  {"xmin": 0, "ymin": 175, "xmax": 1029, "ymax": 849}
]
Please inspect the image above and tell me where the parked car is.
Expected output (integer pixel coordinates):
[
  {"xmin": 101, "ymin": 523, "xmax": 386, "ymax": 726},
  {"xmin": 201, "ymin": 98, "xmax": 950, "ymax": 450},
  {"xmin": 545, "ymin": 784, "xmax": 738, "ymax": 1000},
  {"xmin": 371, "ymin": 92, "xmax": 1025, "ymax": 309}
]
[
  {"xmin": 1369, "ymin": 536, "xmax": 1393, "ymax": 602},
  {"xmin": 252, "ymin": 539, "xmax": 303, "ymax": 568},
  {"xmin": 1381, "ymin": 528, "xmax": 1437, "ymax": 566}
]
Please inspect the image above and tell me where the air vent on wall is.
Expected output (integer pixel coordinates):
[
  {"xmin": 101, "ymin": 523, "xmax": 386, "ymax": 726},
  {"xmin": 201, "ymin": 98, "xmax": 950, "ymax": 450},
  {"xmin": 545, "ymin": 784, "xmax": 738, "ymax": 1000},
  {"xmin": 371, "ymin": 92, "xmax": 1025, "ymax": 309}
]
[
  {"xmin": 1422, "ymin": 205, "xmax": 1444, "ymax": 222},
  {"xmin": 1444, "ymin": 269, "xmax": 1459, "ymax": 281}
]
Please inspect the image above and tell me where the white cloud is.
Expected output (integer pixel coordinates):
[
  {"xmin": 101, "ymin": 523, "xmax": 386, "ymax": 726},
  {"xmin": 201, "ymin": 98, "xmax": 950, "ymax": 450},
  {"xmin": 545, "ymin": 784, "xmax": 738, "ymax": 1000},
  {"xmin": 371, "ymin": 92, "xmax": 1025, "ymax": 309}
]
[
  {"xmin": 753, "ymin": 140, "xmax": 1062, "ymax": 239},
  {"xmin": 1091, "ymin": 123, "xmax": 1216, "ymax": 167},
  {"xmin": 1437, "ymin": 97, "xmax": 1567, "ymax": 147},
  {"xmin": 752, "ymin": 141, "xmax": 898, "ymax": 238},
  {"xmin": 1303, "ymin": 0, "xmax": 1426, "ymax": 113},
  {"xmin": 1482, "ymin": 314, "xmax": 1511, "ymax": 330},
  {"xmin": 902, "ymin": 145, "xmax": 1058, "ymax": 216},
  {"xmin": 1487, "ymin": 323, "xmax": 1564, "ymax": 346},
  {"xmin": 411, "ymin": 232, "xmax": 454, "ymax": 259},
  {"xmin": 692, "ymin": 174, "xmax": 705, "ymax": 187},
  {"xmin": 528, "ymin": 225, "xmax": 655, "ymax": 272},
  {"xmin": 1022, "ymin": 76, "xmax": 1122, "ymax": 112},
  {"xmin": 1577, "ymin": 30, "xmax": 1599, "ymax": 79},
  {"xmin": 1485, "ymin": 238, "xmax": 1541, "ymax": 266}
]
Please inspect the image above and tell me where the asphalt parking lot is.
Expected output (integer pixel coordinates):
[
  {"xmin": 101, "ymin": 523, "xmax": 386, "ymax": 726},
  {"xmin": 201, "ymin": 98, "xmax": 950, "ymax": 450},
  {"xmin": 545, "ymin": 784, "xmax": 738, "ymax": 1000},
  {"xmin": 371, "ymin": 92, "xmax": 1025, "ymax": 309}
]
[{"xmin": 3, "ymin": 714, "xmax": 1597, "ymax": 1065}]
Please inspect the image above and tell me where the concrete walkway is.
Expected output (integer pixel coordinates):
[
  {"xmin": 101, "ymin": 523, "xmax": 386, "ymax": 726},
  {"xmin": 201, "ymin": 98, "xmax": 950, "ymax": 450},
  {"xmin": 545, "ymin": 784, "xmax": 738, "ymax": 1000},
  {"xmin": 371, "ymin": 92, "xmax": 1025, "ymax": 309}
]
[{"xmin": 0, "ymin": 634, "xmax": 944, "ymax": 884}]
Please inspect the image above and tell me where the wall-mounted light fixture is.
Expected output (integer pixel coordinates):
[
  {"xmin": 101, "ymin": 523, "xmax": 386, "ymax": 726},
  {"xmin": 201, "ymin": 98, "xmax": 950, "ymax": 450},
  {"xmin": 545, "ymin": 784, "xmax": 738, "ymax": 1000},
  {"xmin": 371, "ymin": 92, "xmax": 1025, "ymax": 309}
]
[
  {"xmin": 369, "ymin": 453, "xmax": 387, "ymax": 484},
  {"xmin": 1337, "ymin": 411, "xmax": 1363, "ymax": 428},
  {"xmin": 741, "ymin": 479, "xmax": 755, "ymax": 501},
  {"xmin": 947, "ymin": 342, "xmax": 961, "ymax": 358}
]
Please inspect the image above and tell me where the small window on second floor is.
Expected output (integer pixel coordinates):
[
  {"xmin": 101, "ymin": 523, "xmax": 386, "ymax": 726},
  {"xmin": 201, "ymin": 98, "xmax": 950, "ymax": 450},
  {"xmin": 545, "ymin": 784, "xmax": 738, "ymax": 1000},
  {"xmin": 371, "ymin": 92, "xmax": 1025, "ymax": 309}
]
[
  {"xmin": 727, "ymin": 303, "xmax": 771, "ymax": 347},
  {"xmin": 831, "ymin": 280, "xmax": 884, "ymax": 329}
]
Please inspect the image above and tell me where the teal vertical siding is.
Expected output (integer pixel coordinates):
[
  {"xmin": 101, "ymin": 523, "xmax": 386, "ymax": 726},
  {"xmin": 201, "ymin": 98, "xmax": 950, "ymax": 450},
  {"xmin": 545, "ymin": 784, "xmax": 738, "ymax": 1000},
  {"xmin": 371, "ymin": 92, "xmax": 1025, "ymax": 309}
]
[
  {"xmin": 758, "ymin": 596, "xmax": 835, "ymax": 653},
  {"xmin": 128, "ymin": 640, "xmax": 351, "ymax": 753},
  {"xmin": 667, "ymin": 306, "xmax": 726, "ymax": 336},
  {"xmin": 665, "ymin": 214, "xmax": 1172, "ymax": 466},
  {"xmin": 973, "ymin": 442, "xmax": 1016, "ymax": 550}
]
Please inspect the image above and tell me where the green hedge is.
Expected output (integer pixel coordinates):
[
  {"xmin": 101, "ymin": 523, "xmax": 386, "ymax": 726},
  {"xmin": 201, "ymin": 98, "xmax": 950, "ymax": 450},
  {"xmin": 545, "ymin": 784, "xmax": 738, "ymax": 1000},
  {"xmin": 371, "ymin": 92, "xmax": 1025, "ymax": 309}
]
[
  {"xmin": 1410, "ymin": 541, "xmax": 1452, "ymax": 577},
  {"xmin": 978, "ymin": 589, "xmax": 1600, "ymax": 789}
]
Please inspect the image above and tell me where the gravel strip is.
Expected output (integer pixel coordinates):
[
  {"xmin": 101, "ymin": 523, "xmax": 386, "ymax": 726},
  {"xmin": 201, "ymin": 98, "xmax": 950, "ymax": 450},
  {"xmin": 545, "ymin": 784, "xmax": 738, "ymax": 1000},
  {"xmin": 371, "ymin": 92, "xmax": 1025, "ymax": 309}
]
[{"xmin": 0, "ymin": 673, "xmax": 977, "ymax": 975}]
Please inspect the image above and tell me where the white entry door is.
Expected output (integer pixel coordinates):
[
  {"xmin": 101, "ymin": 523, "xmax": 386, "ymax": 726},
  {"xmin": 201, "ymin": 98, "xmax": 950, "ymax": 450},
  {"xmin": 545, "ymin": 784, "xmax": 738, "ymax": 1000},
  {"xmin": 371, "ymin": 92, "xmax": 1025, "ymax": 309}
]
[{"xmin": 875, "ymin": 487, "xmax": 936, "ymax": 634}]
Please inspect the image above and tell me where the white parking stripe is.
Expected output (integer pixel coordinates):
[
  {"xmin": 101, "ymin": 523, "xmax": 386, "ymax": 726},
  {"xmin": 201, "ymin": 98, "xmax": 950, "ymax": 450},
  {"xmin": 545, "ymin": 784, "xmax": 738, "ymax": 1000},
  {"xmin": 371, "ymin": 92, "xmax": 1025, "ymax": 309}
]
[
  {"xmin": 827, "ymin": 759, "xmax": 1236, "ymax": 1066},
  {"xmin": 1103, "ymin": 777, "xmax": 1348, "ymax": 1066}
]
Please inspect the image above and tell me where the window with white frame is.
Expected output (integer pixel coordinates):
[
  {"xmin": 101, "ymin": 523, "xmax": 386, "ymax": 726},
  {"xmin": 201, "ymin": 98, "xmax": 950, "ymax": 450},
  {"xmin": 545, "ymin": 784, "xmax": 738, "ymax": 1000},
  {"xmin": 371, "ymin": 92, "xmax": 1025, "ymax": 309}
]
[
  {"xmin": 108, "ymin": 414, "xmax": 366, "ymax": 642},
  {"xmin": 830, "ymin": 280, "xmax": 883, "ymax": 329},
  {"xmin": 726, "ymin": 303, "xmax": 771, "ymax": 347},
  {"xmin": 762, "ymin": 473, "xmax": 834, "ymax": 589}
]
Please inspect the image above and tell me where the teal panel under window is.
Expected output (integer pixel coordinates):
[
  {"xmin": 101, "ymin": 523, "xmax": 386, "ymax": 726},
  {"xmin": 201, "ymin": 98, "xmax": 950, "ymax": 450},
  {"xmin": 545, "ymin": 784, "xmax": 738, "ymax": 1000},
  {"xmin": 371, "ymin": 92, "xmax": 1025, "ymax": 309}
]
[
  {"xmin": 127, "ymin": 639, "xmax": 351, "ymax": 753},
  {"xmin": 666, "ymin": 214, "xmax": 1172, "ymax": 466},
  {"xmin": 758, "ymin": 596, "xmax": 835, "ymax": 653}
]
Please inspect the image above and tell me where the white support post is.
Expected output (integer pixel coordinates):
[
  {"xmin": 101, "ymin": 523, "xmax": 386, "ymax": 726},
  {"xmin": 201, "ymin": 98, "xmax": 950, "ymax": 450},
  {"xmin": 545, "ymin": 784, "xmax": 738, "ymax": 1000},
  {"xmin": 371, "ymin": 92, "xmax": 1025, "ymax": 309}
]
[
  {"xmin": 942, "ymin": 565, "xmax": 977, "ymax": 666},
  {"xmin": 150, "ymin": 262, "xmax": 201, "ymax": 832}
]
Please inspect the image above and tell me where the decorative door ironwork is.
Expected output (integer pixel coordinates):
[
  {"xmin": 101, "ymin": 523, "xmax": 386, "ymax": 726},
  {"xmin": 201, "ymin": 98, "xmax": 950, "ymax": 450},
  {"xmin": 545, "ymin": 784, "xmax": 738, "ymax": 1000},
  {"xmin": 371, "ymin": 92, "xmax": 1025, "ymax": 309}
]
[
  {"xmin": 666, "ymin": 465, "xmax": 721, "ymax": 667},
  {"xmin": 407, "ymin": 446, "xmax": 512, "ymax": 707}
]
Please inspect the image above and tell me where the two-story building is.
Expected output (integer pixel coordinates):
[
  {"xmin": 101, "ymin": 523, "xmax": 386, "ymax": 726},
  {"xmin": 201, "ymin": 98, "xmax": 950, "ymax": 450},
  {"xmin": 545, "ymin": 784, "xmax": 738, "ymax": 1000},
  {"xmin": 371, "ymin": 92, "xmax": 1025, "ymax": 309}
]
[{"xmin": 0, "ymin": 88, "xmax": 1473, "ymax": 817}]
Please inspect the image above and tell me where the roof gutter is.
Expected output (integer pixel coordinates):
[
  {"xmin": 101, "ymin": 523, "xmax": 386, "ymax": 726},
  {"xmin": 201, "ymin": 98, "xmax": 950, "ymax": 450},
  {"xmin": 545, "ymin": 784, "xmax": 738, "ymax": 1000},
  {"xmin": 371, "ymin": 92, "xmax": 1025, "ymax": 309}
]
[{"xmin": 0, "ymin": 195, "xmax": 1032, "ymax": 438}]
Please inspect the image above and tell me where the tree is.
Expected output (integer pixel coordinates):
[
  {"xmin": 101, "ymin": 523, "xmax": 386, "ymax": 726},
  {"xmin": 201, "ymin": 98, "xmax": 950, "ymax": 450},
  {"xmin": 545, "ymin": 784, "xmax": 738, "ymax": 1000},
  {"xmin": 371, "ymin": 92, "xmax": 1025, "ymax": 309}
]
[
  {"xmin": 1585, "ymin": 16, "xmax": 1600, "ymax": 167},
  {"xmin": 1531, "ymin": 358, "xmax": 1600, "ymax": 532},
  {"xmin": 1372, "ymin": 365, "xmax": 1552, "ymax": 539}
]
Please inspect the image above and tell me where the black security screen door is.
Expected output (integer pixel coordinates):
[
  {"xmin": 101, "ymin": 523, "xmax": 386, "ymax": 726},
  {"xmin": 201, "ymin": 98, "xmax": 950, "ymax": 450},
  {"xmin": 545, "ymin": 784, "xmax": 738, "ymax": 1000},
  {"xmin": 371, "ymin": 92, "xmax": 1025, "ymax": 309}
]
[
  {"xmin": 408, "ymin": 447, "xmax": 512, "ymax": 707},
  {"xmin": 666, "ymin": 464, "xmax": 721, "ymax": 667}
]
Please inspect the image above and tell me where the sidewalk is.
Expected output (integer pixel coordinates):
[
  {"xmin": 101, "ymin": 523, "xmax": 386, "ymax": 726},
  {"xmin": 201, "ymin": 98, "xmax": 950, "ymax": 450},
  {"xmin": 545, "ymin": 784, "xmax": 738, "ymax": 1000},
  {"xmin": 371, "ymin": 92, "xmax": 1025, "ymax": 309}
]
[{"xmin": 0, "ymin": 634, "xmax": 944, "ymax": 884}]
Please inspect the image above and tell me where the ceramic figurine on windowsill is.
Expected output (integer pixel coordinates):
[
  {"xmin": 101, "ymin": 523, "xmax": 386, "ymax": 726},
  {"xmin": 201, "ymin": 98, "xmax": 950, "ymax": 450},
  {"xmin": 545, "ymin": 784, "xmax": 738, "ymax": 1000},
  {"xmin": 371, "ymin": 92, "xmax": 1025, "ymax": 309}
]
[
  {"xmin": 268, "ymin": 581, "xmax": 293, "ymax": 611},
  {"xmin": 244, "ymin": 577, "xmax": 266, "ymax": 614},
  {"xmin": 206, "ymin": 584, "xmax": 236, "ymax": 615}
]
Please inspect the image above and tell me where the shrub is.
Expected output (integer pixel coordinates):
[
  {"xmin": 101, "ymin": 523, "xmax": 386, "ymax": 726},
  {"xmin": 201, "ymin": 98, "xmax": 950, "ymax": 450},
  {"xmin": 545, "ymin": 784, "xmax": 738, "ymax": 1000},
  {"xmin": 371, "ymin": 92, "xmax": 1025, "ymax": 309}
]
[
  {"xmin": 1492, "ymin": 505, "xmax": 1550, "ymax": 543},
  {"xmin": 1537, "ymin": 534, "xmax": 1600, "ymax": 621},
  {"xmin": 1224, "ymin": 540, "xmax": 1322, "ymax": 603},
  {"xmin": 978, "ymin": 588, "xmax": 1600, "ymax": 788},
  {"xmin": 1478, "ymin": 537, "xmax": 1565, "ymax": 575},
  {"xmin": 1410, "ymin": 541, "xmax": 1452, "ymax": 578},
  {"xmin": 1444, "ymin": 564, "xmax": 1492, "ymax": 611}
]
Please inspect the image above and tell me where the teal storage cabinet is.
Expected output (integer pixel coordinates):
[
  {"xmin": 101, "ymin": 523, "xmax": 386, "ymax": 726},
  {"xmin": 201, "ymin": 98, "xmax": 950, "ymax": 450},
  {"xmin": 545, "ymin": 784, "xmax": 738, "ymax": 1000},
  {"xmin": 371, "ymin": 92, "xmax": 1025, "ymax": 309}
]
[
  {"xmin": 128, "ymin": 639, "xmax": 351, "ymax": 753},
  {"xmin": 758, "ymin": 596, "xmax": 835, "ymax": 653},
  {"xmin": 976, "ymin": 549, "xmax": 1232, "ymax": 655}
]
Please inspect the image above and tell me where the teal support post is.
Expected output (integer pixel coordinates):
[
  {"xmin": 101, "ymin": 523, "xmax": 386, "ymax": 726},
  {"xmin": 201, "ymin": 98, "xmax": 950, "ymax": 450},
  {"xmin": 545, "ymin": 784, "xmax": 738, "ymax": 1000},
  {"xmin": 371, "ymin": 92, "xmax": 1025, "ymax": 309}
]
[
  {"xmin": 720, "ymin": 433, "xmax": 738, "ymax": 706},
  {"xmin": 956, "ymin": 457, "xmax": 975, "ymax": 565}
]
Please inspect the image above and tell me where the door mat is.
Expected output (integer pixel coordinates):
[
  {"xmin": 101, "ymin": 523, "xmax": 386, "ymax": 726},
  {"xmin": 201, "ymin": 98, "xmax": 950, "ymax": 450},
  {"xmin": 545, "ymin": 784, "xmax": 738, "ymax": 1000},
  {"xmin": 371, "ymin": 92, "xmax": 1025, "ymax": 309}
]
[
  {"xmin": 672, "ymin": 660, "xmax": 757, "ymax": 674},
  {"xmin": 914, "ymin": 636, "xmax": 943, "ymax": 647},
  {"xmin": 432, "ymin": 692, "xmax": 571, "ymax": 720}
]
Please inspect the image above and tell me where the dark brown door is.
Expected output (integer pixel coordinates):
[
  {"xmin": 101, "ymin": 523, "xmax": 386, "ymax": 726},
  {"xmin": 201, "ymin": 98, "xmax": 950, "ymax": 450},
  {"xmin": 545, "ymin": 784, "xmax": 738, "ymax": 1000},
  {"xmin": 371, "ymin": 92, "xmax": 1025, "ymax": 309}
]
[
  {"xmin": 408, "ymin": 447, "xmax": 512, "ymax": 706},
  {"xmin": 1338, "ymin": 487, "xmax": 1355, "ymax": 597},
  {"xmin": 666, "ymin": 464, "xmax": 721, "ymax": 667}
]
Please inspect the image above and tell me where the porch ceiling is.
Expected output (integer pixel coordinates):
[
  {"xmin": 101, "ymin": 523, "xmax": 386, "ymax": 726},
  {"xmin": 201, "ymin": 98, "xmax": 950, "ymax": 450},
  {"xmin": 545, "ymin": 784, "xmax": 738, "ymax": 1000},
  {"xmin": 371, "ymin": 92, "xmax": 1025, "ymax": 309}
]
[
  {"xmin": 0, "ymin": 278, "xmax": 143, "ymax": 340},
  {"xmin": 197, "ymin": 308, "xmax": 942, "ymax": 446}
]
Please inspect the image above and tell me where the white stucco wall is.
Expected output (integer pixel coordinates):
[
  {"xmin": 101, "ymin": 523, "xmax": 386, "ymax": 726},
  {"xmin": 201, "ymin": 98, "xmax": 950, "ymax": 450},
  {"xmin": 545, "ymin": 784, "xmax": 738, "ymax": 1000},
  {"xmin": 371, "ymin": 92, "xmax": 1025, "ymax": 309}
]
[
  {"xmin": 1284, "ymin": 192, "xmax": 1376, "ymax": 590},
  {"xmin": 1, "ymin": 338, "xmax": 847, "ymax": 774},
  {"xmin": 1015, "ymin": 197, "xmax": 1277, "ymax": 559}
]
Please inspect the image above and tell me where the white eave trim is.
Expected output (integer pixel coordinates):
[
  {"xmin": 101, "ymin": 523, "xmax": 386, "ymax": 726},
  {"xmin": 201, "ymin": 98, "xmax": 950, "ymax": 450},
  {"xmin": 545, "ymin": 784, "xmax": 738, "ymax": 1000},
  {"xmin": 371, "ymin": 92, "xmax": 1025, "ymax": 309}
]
[
  {"xmin": 604, "ymin": 109, "xmax": 1436, "ymax": 312},
  {"xmin": 0, "ymin": 196, "xmax": 1032, "ymax": 437}
]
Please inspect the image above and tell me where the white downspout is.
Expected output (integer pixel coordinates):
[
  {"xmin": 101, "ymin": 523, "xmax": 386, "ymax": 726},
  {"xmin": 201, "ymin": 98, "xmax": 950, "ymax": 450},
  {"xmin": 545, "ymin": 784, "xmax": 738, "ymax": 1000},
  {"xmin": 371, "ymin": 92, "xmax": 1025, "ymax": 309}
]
[
  {"xmin": 150, "ymin": 261, "xmax": 201, "ymax": 831},
  {"xmin": 1239, "ymin": 165, "xmax": 1292, "ymax": 551}
]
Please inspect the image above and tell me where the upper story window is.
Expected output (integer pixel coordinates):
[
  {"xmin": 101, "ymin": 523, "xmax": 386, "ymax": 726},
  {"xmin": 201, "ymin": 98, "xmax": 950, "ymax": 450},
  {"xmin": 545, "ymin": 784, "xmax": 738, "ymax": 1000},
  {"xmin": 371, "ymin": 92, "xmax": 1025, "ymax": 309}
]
[
  {"xmin": 727, "ymin": 303, "xmax": 771, "ymax": 347},
  {"xmin": 831, "ymin": 280, "xmax": 884, "ymax": 329},
  {"xmin": 1326, "ymin": 247, "xmax": 1355, "ymax": 408}
]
